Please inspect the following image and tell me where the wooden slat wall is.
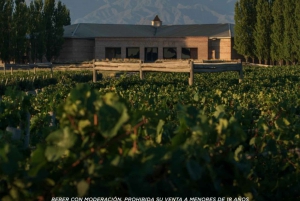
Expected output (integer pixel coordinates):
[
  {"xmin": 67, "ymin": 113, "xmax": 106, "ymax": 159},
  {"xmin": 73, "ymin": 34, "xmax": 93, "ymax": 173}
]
[
  {"xmin": 2, "ymin": 63, "xmax": 53, "ymax": 76},
  {"xmin": 93, "ymin": 60, "xmax": 243, "ymax": 85}
]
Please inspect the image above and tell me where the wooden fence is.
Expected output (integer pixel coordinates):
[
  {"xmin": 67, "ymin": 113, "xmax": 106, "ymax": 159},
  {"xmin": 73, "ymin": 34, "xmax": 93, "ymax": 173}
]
[
  {"xmin": 93, "ymin": 60, "xmax": 243, "ymax": 85},
  {"xmin": 2, "ymin": 63, "xmax": 53, "ymax": 77}
]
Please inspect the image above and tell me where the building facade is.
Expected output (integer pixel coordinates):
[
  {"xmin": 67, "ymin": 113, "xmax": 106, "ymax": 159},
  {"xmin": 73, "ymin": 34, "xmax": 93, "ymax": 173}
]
[{"xmin": 56, "ymin": 16, "xmax": 241, "ymax": 62}]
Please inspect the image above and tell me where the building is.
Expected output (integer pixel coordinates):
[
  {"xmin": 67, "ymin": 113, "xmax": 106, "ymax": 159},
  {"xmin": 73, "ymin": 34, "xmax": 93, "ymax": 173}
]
[{"xmin": 56, "ymin": 15, "xmax": 240, "ymax": 62}]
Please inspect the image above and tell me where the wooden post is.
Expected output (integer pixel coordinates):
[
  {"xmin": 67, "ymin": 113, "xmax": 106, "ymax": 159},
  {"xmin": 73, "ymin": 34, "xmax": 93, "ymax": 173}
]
[
  {"xmin": 48, "ymin": 111, "xmax": 56, "ymax": 127},
  {"xmin": 11, "ymin": 67, "xmax": 13, "ymax": 75},
  {"xmin": 93, "ymin": 69, "xmax": 97, "ymax": 82},
  {"xmin": 238, "ymin": 59, "xmax": 243, "ymax": 83},
  {"xmin": 189, "ymin": 60, "xmax": 194, "ymax": 86},
  {"xmin": 94, "ymin": 114, "xmax": 98, "ymax": 126},
  {"xmin": 239, "ymin": 70, "xmax": 243, "ymax": 83},
  {"xmin": 139, "ymin": 60, "xmax": 144, "ymax": 80},
  {"xmin": 93, "ymin": 59, "xmax": 97, "ymax": 83},
  {"xmin": 6, "ymin": 127, "xmax": 21, "ymax": 141},
  {"xmin": 50, "ymin": 66, "xmax": 53, "ymax": 78},
  {"xmin": 23, "ymin": 112, "xmax": 31, "ymax": 149}
]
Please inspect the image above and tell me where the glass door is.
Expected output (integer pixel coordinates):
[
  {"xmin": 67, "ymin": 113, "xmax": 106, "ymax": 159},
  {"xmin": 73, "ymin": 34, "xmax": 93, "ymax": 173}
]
[{"xmin": 144, "ymin": 47, "xmax": 158, "ymax": 62}]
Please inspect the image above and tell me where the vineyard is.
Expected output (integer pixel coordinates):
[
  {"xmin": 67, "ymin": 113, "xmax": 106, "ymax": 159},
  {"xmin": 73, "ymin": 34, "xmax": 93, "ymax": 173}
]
[{"xmin": 0, "ymin": 66, "xmax": 300, "ymax": 200}]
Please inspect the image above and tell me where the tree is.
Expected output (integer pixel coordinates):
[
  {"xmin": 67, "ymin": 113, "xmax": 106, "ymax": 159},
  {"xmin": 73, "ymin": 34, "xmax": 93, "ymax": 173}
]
[
  {"xmin": 11, "ymin": 0, "xmax": 28, "ymax": 63},
  {"xmin": 44, "ymin": 0, "xmax": 70, "ymax": 62},
  {"xmin": 28, "ymin": 0, "xmax": 45, "ymax": 62},
  {"xmin": 234, "ymin": 0, "xmax": 257, "ymax": 62},
  {"xmin": 1, "ymin": 0, "xmax": 70, "ymax": 63},
  {"xmin": 270, "ymin": 0, "xmax": 285, "ymax": 65},
  {"xmin": 43, "ymin": 0, "xmax": 55, "ymax": 62},
  {"xmin": 52, "ymin": 1, "xmax": 70, "ymax": 60},
  {"xmin": 0, "ymin": 0, "xmax": 13, "ymax": 63},
  {"xmin": 283, "ymin": 0, "xmax": 297, "ymax": 64},
  {"xmin": 295, "ymin": 1, "xmax": 300, "ymax": 63},
  {"xmin": 254, "ymin": 0, "xmax": 272, "ymax": 64},
  {"xmin": 0, "ymin": 0, "xmax": 4, "ymax": 62}
]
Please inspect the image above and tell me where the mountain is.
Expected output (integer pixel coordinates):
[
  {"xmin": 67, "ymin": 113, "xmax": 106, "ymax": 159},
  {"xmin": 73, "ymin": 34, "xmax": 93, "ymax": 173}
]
[{"xmin": 25, "ymin": 0, "xmax": 237, "ymax": 25}]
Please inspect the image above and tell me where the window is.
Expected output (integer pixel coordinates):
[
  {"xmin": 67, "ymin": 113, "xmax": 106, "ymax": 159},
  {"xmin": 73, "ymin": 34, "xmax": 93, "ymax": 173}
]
[
  {"xmin": 145, "ymin": 47, "xmax": 158, "ymax": 62},
  {"xmin": 105, "ymin": 48, "xmax": 121, "ymax": 60},
  {"xmin": 126, "ymin": 47, "xmax": 140, "ymax": 59},
  {"xmin": 181, "ymin": 48, "xmax": 198, "ymax": 59},
  {"xmin": 163, "ymin": 47, "xmax": 177, "ymax": 59}
]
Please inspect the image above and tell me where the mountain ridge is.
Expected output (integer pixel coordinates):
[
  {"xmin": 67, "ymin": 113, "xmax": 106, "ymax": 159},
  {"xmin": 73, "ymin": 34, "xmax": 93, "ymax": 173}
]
[{"xmin": 25, "ymin": 0, "xmax": 236, "ymax": 25}]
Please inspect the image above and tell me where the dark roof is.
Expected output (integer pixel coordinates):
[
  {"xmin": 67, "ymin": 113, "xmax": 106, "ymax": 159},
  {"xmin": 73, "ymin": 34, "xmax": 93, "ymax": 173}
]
[
  {"xmin": 156, "ymin": 24, "xmax": 233, "ymax": 37},
  {"xmin": 64, "ymin": 23, "xmax": 155, "ymax": 38},
  {"xmin": 63, "ymin": 23, "xmax": 234, "ymax": 39},
  {"xmin": 153, "ymin": 15, "xmax": 161, "ymax": 22}
]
